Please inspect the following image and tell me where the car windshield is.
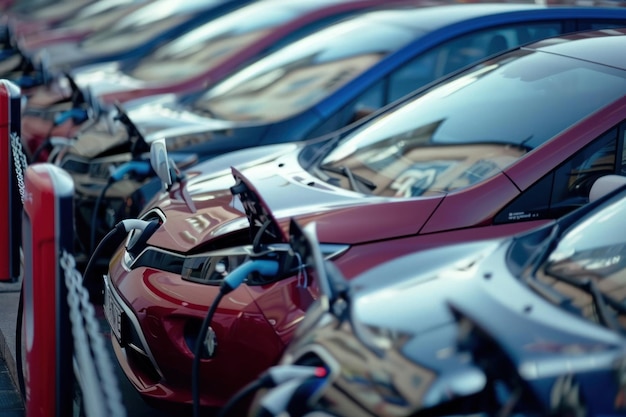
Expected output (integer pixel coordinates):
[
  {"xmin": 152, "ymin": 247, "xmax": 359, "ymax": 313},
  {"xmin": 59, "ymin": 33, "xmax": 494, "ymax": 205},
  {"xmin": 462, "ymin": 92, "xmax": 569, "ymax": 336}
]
[
  {"xmin": 56, "ymin": 0, "xmax": 141, "ymax": 31},
  {"xmin": 127, "ymin": 1, "xmax": 333, "ymax": 82},
  {"xmin": 21, "ymin": 0, "xmax": 87, "ymax": 20},
  {"xmin": 530, "ymin": 193, "xmax": 626, "ymax": 331},
  {"xmin": 318, "ymin": 50, "xmax": 626, "ymax": 197},
  {"xmin": 185, "ymin": 8, "xmax": 426, "ymax": 122},
  {"xmin": 78, "ymin": 0, "xmax": 224, "ymax": 54}
]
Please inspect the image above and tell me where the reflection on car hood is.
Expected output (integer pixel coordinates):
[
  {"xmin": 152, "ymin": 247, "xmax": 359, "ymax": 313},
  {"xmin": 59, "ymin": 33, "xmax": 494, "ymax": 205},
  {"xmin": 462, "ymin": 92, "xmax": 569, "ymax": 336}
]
[
  {"xmin": 300, "ymin": 239, "xmax": 626, "ymax": 413},
  {"xmin": 366, "ymin": 242, "xmax": 623, "ymax": 395},
  {"xmin": 352, "ymin": 238, "xmax": 622, "ymax": 344},
  {"xmin": 35, "ymin": 40, "xmax": 103, "ymax": 76},
  {"xmin": 149, "ymin": 145, "xmax": 442, "ymax": 252},
  {"xmin": 73, "ymin": 61, "xmax": 146, "ymax": 98},
  {"xmin": 122, "ymin": 96, "xmax": 235, "ymax": 140}
]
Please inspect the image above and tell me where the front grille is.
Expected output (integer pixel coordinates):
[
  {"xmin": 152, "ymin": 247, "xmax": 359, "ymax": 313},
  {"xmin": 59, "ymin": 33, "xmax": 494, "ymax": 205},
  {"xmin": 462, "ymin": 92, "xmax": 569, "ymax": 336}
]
[{"xmin": 125, "ymin": 343, "xmax": 161, "ymax": 384}]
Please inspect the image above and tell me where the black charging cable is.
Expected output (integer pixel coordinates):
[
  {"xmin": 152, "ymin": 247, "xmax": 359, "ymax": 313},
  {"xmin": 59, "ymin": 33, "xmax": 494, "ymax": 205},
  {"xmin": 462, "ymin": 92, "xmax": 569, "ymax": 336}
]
[{"xmin": 192, "ymin": 259, "xmax": 280, "ymax": 417}]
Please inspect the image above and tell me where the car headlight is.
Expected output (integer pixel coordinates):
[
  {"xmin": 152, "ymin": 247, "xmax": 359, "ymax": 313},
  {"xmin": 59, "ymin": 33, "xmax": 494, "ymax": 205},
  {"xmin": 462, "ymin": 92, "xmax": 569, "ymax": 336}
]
[
  {"xmin": 123, "ymin": 219, "xmax": 349, "ymax": 288},
  {"xmin": 124, "ymin": 243, "xmax": 293, "ymax": 285}
]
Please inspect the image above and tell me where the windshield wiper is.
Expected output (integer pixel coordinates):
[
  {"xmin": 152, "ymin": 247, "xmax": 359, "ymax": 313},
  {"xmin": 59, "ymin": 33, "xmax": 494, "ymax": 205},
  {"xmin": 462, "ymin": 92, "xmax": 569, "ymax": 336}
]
[
  {"xmin": 521, "ymin": 224, "xmax": 578, "ymax": 307},
  {"xmin": 546, "ymin": 269, "xmax": 626, "ymax": 333},
  {"xmin": 526, "ymin": 223, "xmax": 561, "ymax": 278},
  {"xmin": 319, "ymin": 164, "xmax": 376, "ymax": 193},
  {"xmin": 191, "ymin": 104, "xmax": 218, "ymax": 119},
  {"xmin": 523, "ymin": 223, "xmax": 626, "ymax": 333}
]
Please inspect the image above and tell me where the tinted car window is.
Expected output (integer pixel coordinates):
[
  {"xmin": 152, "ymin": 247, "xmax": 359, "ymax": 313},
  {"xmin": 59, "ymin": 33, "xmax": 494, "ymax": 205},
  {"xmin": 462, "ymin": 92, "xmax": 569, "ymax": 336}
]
[
  {"xmin": 585, "ymin": 20, "xmax": 626, "ymax": 30},
  {"xmin": 79, "ymin": 0, "xmax": 226, "ymax": 53},
  {"xmin": 535, "ymin": 194, "xmax": 626, "ymax": 328},
  {"xmin": 128, "ymin": 2, "xmax": 346, "ymax": 82},
  {"xmin": 55, "ymin": 0, "xmax": 145, "ymax": 31},
  {"xmin": 387, "ymin": 22, "xmax": 563, "ymax": 103},
  {"xmin": 552, "ymin": 128, "xmax": 618, "ymax": 209},
  {"xmin": 496, "ymin": 126, "xmax": 622, "ymax": 223},
  {"xmin": 188, "ymin": 9, "xmax": 426, "ymax": 122},
  {"xmin": 318, "ymin": 49, "xmax": 626, "ymax": 197},
  {"xmin": 305, "ymin": 19, "xmax": 626, "ymax": 140}
]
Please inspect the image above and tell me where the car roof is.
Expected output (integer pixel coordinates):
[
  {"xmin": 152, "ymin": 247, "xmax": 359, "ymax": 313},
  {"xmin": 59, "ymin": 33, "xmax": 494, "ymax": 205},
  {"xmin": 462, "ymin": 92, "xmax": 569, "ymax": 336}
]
[
  {"xmin": 381, "ymin": 2, "xmax": 626, "ymax": 32},
  {"xmin": 525, "ymin": 28, "xmax": 626, "ymax": 70}
]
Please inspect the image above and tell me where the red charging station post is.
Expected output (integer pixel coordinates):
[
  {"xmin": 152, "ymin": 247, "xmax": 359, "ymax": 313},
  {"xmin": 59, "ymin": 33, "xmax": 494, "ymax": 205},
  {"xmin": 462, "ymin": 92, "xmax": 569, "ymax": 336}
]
[
  {"xmin": 21, "ymin": 163, "xmax": 74, "ymax": 417},
  {"xmin": 0, "ymin": 79, "xmax": 22, "ymax": 282}
]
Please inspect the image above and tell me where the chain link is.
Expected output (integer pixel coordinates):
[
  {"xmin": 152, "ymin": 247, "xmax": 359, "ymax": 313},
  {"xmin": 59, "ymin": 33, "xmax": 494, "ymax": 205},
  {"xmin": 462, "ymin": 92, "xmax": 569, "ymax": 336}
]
[
  {"xmin": 60, "ymin": 250, "xmax": 126, "ymax": 417},
  {"xmin": 10, "ymin": 131, "xmax": 28, "ymax": 204},
  {"xmin": 14, "ymin": 129, "xmax": 125, "ymax": 415}
]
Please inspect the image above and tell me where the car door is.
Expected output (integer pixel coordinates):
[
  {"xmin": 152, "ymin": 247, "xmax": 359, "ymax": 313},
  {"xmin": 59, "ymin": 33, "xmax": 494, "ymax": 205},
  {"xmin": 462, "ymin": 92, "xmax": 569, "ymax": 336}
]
[{"xmin": 496, "ymin": 122, "xmax": 626, "ymax": 223}]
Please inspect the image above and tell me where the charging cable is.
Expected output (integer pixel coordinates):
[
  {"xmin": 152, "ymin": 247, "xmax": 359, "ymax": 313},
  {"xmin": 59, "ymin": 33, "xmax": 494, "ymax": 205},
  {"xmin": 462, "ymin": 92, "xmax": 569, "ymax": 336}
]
[
  {"xmin": 15, "ymin": 72, "xmax": 42, "ymax": 89},
  {"xmin": 89, "ymin": 160, "xmax": 154, "ymax": 253},
  {"xmin": 217, "ymin": 365, "xmax": 327, "ymax": 417},
  {"xmin": 54, "ymin": 107, "xmax": 89, "ymax": 125},
  {"xmin": 192, "ymin": 259, "xmax": 280, "ymax": 417},
  {"xmin": 83, "ymin": 218, "xmax": 159, "ymax": 302}
]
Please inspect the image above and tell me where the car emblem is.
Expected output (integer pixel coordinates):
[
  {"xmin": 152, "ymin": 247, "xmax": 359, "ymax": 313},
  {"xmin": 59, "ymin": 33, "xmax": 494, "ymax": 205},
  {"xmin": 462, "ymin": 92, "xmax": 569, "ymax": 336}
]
[{"xmin": 203, "ymin": 326, "xmax": 218, "ymax": 358}]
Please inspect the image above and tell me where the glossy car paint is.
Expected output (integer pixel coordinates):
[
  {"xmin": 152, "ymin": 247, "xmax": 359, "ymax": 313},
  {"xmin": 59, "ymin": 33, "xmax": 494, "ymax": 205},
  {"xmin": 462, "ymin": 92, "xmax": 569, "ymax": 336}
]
[
  {"xmin": 0, "ymin": 0, "xmax": 158, "ymax": 97},
  {"xmin": 75, "ymin": 0, "xmax": 425, "ymax": 105},
  {"xmin": 57, "ymin": 2, "xmax": 626, "ymax": 256},
  {"xmin": 20, "ymin": 0, "xmax": 428, "ymax": 160},
  {"xmin": 29, "ymin": 0, "xmax": 251, "ymax": 81},
  {"xmin": 17, "ymin": 0, "xmax": 252, "ymax": 160},
  {"xmin": 66, "ymin": 3, "xmax": 626, "ymax": 161},
  {"xmin": 104, "ymin": 29, "xmax": 626, "ymax": 411},
  {"xmin": 13, "ymin": 0, "xmax": 157, "ymax": 55},
  {"xmin": 257, "ymin": 185, "xmax": 626, "ymax": 416},
  {"xmin": 0, "ymin": 0, "xmax": 96, "ymax": 42}
]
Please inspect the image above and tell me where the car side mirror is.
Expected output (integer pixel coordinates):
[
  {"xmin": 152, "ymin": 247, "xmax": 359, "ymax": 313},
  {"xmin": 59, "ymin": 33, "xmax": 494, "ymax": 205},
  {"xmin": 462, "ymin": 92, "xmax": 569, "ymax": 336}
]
[
  {"xmin": 150, "ymin": 138, "xmax": 172, "ymax": 189},
  {"xmin": 589, "ymin": 175, "xmax": 626, "ymax": 202},
  {"xmin": 349, "ymin": 106, "xmax": 376, "ymax": 124}
]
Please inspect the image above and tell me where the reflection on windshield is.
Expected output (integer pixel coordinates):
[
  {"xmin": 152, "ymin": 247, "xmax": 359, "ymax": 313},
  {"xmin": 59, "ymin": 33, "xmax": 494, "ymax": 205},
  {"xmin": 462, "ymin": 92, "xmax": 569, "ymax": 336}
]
[
  {"xmin": 322, "ymin": 137, "xmax": 527, "ymax": 197},
  {"xmin": 203, "ymin": 53, "xmax": 383, "ymax": 122},
  {"xmin": 319, "ymin": 51, "xmax": 626, "ymax": 196},
  {"xmin": 188, "ymin": 9, "xmax": 423, "ymax": 122},
  {"xmin": 58, "ymin": 1, "xmax": 140, "ymax": 31},
  {"xmin": 79, "ymin": 0, "xmax": 220, "ymax": 54},
  {"xmin": 80, "ymin": 14, "xmax": 190, "ymax": 54},
  {"xmin": 536, "ymin": 196, "xmax": 626, "ymax": 330},
  {"xmin": 128, "ymin": 4, "xmax": 306, "ymax": 82},
  {"xmin": 130, "ymin": 30, "xmax": 271, "ymax": 82}
]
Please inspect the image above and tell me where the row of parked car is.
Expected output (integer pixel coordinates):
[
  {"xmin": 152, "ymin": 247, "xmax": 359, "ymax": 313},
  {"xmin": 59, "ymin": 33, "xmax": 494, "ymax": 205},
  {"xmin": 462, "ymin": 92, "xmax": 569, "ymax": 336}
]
[{"xmin": 5, "ymin": 0, "xmax": 626, "ymax": 416}]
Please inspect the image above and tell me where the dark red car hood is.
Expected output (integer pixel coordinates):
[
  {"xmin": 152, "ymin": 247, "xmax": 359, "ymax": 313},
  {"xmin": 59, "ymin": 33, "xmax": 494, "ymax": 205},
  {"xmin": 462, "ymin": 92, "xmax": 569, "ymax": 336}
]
[{"xmin": 147, "ymin": 146, "xmax": 443, "ymax": 252}]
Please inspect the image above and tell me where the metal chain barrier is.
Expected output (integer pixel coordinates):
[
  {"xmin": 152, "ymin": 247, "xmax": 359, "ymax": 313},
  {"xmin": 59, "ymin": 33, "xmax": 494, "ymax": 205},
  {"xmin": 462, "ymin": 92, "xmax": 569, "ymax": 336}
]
[
  {"xmin": 10, "ymin": 131, "xmax": 28, "ymax": 204},
  {"xmin": 61, "ymin": 250, "xmax": 126, "ymax": 417},
  {"xmin": 14, "ymin": 129, "xmax": 126, "ymax": 415}
]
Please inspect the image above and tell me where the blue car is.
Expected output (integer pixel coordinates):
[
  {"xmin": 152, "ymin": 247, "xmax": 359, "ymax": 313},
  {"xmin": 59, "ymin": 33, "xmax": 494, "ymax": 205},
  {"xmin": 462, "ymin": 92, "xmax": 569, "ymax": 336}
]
[
  {"xmin": 243, "ymin": 175, "xmax": 626, "ymax": 417},
  {"xmin": 63, "ymin": 2, "xmax": 626, "ymax": 161},
  {"xmin": 56, "ymin": 2, "xmax": 626, "ymax": 256}
]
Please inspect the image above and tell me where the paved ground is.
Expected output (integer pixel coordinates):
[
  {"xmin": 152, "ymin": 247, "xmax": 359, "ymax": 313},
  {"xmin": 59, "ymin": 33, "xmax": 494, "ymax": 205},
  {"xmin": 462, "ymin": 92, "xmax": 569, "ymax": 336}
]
[{"xmin": 0, "ymin": 279, "xmax": 24, "ymax": 417}]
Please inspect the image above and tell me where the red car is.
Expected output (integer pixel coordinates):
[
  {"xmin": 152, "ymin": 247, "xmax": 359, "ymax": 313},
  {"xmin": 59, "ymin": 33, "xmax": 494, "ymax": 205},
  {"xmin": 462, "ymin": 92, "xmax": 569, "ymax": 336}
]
[
  {"xmin": 20, "ymin": 0, "xmax": 429, "ymax": 161},
  {"xmin": 102, "ymin": 28, "xmax": 626, "ymax": 412}
]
